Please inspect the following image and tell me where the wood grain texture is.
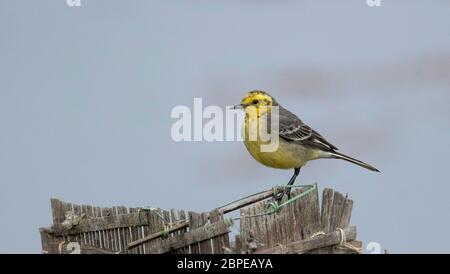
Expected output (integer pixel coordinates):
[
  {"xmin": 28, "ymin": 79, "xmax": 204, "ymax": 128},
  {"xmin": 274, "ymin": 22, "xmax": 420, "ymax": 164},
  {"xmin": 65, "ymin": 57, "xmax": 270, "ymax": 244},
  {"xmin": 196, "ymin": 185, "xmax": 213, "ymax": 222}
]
[
  {"xmin": 40, "ymin": 186, "xmax": 358, "ymax": 254},
  {"xmin": 147, "ymin": 220, "xmax": 231, "ymax": 254},
  {"xmin": 256, "ymin": 226, "xmax": 357, "ymax": 254}
]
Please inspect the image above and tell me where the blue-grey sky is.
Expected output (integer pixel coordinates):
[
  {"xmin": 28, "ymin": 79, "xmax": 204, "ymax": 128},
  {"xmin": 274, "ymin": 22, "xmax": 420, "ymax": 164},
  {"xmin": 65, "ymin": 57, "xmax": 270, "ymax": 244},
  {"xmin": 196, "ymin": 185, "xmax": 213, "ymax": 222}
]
[{"xmin": 1, "ymin": 0, "xmax": 449, "ymax": 253}]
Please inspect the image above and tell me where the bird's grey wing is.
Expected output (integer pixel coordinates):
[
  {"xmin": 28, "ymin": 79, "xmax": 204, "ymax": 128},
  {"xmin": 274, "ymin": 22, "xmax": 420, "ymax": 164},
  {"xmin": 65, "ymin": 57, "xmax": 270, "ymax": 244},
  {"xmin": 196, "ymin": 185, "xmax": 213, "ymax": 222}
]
[{"xmin": 278, "ymin": 107, "xmax": 338, "ymax": 151}]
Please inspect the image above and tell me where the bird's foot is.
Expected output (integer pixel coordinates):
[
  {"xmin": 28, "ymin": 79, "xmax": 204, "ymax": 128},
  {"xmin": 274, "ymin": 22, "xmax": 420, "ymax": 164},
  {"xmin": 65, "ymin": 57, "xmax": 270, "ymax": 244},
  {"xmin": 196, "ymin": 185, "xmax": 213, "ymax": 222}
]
[{"xmin": 275, "ymin": 186, "xmax": 292, "ymax": 204}]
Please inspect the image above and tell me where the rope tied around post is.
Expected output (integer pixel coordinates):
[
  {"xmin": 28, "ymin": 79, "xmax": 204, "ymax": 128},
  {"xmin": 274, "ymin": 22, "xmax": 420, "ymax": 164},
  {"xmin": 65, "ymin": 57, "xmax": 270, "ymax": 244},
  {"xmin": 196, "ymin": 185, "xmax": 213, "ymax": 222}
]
[
  {"xmin": 266, "ymin": 183, "xmax": 316, "ymax": 215},
  {"xmin": 237, "ymin": 183, "xmax": 317, "ymax": 219},
  {"xmin": 223, "ymin": 217, "xmax": 234, "ymax": 227},
  {"xmin": 310, "ymin": 231, "xmax": 326, "ymax": 238},
  {"xmin": 265, "ymin": 201, "xmax": 280, "ymax": 214},
  {"xmin": 336, "ymin": 227, "xmax": 362, "ymax": 253}
]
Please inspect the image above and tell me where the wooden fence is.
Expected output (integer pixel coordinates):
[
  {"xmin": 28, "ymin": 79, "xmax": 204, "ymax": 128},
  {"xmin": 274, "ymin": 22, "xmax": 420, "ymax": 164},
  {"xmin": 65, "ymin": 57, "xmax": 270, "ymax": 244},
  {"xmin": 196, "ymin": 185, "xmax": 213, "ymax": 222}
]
[{"xmin": 39, "ymin": 185, "xmax": 361, "ymax": 254}]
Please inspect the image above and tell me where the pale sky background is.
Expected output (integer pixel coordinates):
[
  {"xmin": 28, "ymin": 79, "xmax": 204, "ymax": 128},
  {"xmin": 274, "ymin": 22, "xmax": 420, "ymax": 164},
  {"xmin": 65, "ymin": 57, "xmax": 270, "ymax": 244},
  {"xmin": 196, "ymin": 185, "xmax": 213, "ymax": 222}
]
[{"xmin": 1, "ymin": 0, "xmax": 449, "ymax": 253}]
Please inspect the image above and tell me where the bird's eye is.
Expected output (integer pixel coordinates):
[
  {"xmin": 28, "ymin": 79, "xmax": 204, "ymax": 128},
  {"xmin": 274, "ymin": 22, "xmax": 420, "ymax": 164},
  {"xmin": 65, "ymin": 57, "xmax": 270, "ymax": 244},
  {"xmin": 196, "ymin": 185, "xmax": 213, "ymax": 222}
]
[{"xmin": 252, "ymin": 99, "xmax": 259, "ymax": 105}]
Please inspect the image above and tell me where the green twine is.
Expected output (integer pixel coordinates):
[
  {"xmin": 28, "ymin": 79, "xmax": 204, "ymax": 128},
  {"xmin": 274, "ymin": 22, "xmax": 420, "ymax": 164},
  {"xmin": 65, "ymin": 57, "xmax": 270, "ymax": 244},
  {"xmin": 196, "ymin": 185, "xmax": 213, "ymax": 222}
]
[
  {"xmin": 236, "ymin": 183, "xmax": 317, "ymax": 220},
  {"xmin": 162, "ymin": 224, "xmax": 171, "ymax": 239},
  {"xmin": 136, "ymin": 207, "xmax": 166, "ymax": 226},
  {"xmin": 135, "ymin": 208, "xmax": 172, "ymax": 239},
  {"xmin": 203, "ymin": 223, "xmax": 212, "ymax": 238},
  {"xmin": 204, "ymin": 217, "xmax": 234, "ymax": 237},
  {"xmin": 224, "ymin": 218, "xmax": 234, "ymax": 227},
  {"xmin": 241, "ymin": 183, "xmax": 317, "ymax": 218},
  {"xmin": 266, "ymin": 183, "xmax": 317, "ymax": 214},
  {"xmin": 134, "ymin": 184, "xmax": 315, "ymax": 240},
  {"xmin": 265, "ymin": 201, "xmax": 280, "ymax": 214}
]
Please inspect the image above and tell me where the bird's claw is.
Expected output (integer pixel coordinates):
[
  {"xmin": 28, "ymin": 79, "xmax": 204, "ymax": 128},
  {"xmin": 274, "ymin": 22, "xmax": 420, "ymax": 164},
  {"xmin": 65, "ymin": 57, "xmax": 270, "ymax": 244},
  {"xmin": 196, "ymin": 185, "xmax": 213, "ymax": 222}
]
[{"xmin": 274, "ymin": 186, "xmax": 292, "ymax": 204}]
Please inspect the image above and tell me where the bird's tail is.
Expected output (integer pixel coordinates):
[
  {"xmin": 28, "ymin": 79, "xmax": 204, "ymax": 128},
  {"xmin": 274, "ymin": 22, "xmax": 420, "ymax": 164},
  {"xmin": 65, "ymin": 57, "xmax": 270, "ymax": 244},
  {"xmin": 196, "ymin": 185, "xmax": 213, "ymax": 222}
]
[{"xmin": 329, "ymin": 151, "xmax": 380, "ymax": 172}]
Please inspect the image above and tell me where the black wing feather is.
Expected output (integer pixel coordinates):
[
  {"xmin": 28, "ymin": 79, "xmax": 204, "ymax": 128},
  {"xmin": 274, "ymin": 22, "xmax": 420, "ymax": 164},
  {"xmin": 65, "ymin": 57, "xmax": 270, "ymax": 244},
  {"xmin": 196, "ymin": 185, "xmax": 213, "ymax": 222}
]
[{"xmin": 278, "ymin": 106, "xmax": 338, "ymax": 152}]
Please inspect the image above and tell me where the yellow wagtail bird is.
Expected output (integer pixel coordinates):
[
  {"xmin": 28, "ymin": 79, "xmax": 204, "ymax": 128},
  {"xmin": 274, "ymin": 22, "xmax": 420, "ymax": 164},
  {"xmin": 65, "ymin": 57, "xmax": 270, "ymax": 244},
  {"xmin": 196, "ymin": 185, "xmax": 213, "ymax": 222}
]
[{"xmin": 233, "ymin": 90, "xmax": 379, "ymax": 200}]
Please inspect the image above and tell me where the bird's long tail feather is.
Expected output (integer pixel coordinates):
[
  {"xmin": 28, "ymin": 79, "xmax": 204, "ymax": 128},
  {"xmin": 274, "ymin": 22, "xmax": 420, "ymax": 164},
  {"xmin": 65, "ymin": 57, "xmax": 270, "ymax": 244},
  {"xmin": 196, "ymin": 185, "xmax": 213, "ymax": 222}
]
[{"xmin": 329, "ymin": 151, "xmax": 380, "ymax": 172}]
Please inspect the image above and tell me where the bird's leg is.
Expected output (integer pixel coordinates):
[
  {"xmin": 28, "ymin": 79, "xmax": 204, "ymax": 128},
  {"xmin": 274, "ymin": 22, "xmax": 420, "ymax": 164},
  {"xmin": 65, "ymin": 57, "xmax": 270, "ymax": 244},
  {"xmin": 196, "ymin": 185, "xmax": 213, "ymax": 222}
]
[
  {"xmin": 276, "ymin": 168, "xmax": 301, "ymax": 203},
  {"xmin": 286, "ymin": 167, "xmax": 301, "ymax": 197}
]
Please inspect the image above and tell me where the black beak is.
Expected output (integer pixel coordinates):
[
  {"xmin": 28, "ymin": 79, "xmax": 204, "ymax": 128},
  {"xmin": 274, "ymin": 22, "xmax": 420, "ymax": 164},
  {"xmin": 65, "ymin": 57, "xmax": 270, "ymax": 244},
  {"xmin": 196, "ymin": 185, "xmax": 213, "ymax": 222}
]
[{"xmin": 231, "ymin": 104, "xmax": 244, "ymax": 110}]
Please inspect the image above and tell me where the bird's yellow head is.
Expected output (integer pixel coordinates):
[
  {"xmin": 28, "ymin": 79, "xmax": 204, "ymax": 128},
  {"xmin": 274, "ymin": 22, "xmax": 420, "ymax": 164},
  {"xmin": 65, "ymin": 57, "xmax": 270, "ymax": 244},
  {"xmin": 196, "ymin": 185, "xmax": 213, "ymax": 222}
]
[{"xmin": 233, "ymin": 90, "xmax": 277, "ymax": 116}]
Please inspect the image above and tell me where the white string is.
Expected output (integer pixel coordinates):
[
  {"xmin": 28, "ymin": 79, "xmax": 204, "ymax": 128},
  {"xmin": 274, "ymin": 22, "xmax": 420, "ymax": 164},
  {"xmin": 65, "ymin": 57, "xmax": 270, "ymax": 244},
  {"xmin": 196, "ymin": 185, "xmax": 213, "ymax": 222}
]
[
  {"xmin": 336, "ymin": 228, "xmax": 361, "ymax": 253},
  {"xmin": 310, "ymin": 231, "xmax": 326, "ymax": 238},
  {"xmin": 58, "ymin": 241, "xmax": 65, "ymax": 254},
  {"xmin": 277, "ymin": 243, "xmax": 285, "ymax": 253}
]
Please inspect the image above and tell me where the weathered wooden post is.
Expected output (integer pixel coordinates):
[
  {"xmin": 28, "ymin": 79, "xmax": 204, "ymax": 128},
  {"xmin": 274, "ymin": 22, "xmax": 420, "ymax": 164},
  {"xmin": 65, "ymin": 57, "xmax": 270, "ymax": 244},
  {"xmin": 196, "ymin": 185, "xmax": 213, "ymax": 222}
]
[
  {"xmin": 39, "ymin": 185, "xmax": 361, "ymax": 254},
  {"xmin": 238, "ymin": 187, "xmax": 361, "ymax": 254}
]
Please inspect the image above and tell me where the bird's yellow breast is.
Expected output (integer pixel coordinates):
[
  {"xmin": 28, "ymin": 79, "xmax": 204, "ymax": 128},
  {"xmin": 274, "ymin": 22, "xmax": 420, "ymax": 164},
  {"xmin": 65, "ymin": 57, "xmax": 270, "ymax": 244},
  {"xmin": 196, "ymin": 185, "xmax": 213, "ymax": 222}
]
[{"xmin": 242, "ymin": 114, "xmax": 319, "ymax": 169}]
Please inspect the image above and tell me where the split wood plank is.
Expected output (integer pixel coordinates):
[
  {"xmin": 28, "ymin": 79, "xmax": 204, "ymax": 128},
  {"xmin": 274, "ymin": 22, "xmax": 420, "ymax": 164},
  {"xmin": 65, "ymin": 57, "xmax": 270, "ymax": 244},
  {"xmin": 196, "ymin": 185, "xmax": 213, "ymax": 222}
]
[
  {"xmin": 127, "ymin": 221, "xmax": 189, "ymax": 250},
  {"xmin": 101, "ymin": 207, "xmax": 111, "ymax": 251},
  {"xmin": 188, "ymin": 212, "xmax": 202, "ymax": 254},
  {"xmin": 49, "ymin": 210, "xmax": 152, "ymax": 236},
  {"xmin": 146, "ymin": 219, "xmax": 232, "ymax": 254},
  {"xmin": 256, "ymin": 226, "xmax": 357, "ymax": 254},
  {"xmin": 128, "ymin": 208, "xmax": 139, "ymax": 254},
  {"xmin": 200, "ymin": 212, "xmax": 212, "ymax": 254},
  {"xmin": 116, "ymin": 206, "xmax": 128, "ymax": 254},
  {"xmin": 72, "ymin": 203, "xmax": 82, "ymax": 244},
  {"xmin": 175, "ymin": 210, "xmax": 188, "ymax": 254}
]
